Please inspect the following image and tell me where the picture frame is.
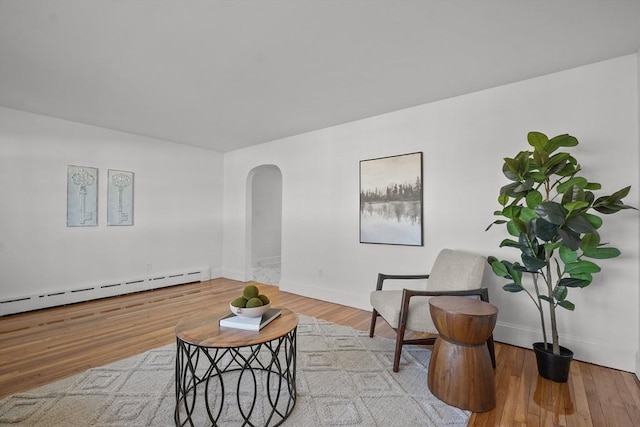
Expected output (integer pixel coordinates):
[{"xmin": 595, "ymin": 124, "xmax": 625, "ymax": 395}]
[
  {"xmin": 359, "ymin": 152, "xmax": 423, "ymax": 246},
  {"xmin": 67, "ymin": 165, "xmax": 98, "ymax": 227},
  {"xmin": 107, "ymin": 169, "xmax": 134, "ymax": 226}
]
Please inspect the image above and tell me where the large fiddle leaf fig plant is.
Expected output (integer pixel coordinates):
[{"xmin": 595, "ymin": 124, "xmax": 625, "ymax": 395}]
[{"xmin": 486, "ymin": 131, "xmax": 636, "ymax": 356}]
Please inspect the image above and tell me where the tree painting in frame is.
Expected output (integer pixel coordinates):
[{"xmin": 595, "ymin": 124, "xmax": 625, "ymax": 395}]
[
  {"xmin": 107, "ymin": 169, "xmax": 134, "ymax": 226},
  {"xmin": 67, "ymin": 165, "xmax": 98, "ymax": 226},
  {"xmin": 360, "ymin": 152, "xmax": 423, "ymax": 246}
]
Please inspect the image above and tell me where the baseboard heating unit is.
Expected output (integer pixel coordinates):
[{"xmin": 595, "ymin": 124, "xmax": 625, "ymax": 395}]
[{"xmin": 0, "ymin": 267, "xmax": 211, "ymax": 316}]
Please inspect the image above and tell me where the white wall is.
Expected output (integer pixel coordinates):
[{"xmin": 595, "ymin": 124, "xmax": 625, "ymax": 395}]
[
  {"xmin": 0, "ymin": 107, "xmax": 224, "ymax": 302},
  {"xmin": 223, "ymin": 54, "xmax": 640, "ymax": 372}
]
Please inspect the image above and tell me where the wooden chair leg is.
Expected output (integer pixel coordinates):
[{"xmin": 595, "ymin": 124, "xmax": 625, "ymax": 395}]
[
  {"xmin": 392, "ymin": 313, "xmax": 409, "ymax": 372},
  {"xmin": 369, "ymin": 309, "xmax": 379, "ymax": 338},
  {"xmin": 393, "ymin": 327, "xmax": 404, "ymax": 373},
  {"xmin": 487, "ymin": 334, "xmax": 496, "ymax": 368}
]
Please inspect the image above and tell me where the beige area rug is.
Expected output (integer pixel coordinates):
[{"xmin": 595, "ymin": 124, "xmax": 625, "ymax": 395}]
[{"xmin": 0, "ymin": 315, "xmax": 469, "ymax": 426}]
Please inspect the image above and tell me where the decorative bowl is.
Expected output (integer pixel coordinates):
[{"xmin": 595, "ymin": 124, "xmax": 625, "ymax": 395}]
[{"xmin": 229, "ymin": 302, "xmax": 271, "ymax": 318}]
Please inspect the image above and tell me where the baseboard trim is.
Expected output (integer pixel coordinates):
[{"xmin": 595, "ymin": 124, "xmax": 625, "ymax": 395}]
[
  {"xmin": 0, "ymin": 267, "xmax": 211, "ymax": 316},
  {"xmin": 279, "ymin": 280, "xmax": 371, "ymax": 312},
  {"xmin": 494, "ymin": 321, "xmax": 635, "ymax": 372},
  {"xmin": 222, "ymin": 268, "xmax": 251, "ymax": 282}
]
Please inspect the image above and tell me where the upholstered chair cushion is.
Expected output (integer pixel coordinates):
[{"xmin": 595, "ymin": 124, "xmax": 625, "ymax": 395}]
[
  {"xmin": 369, "ymin": 249, "xmax": 486, "ymax": 333},
  {"xmin": 426, "ymin": 249, "xmax": 486, "ymax": 291},
  {"xmin": 369, "ymin": 290, "xmax": 436, "ymax": 332}
]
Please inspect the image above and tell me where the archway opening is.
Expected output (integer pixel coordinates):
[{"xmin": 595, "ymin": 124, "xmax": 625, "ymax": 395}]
[{"xmin": 249, "ymin": 165, "xmax": 282, "ymax": 285}]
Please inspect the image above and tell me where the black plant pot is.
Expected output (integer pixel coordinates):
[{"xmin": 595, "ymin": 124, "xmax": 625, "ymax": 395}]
[{"xmin": 533, "ymin": 342, "xmax": 573, "ymax": 383}]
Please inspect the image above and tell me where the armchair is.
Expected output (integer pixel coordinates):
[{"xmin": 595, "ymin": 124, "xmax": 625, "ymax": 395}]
[{"xmin": 369, "ymin": 248, "xmax": 496, "ymax": 372}]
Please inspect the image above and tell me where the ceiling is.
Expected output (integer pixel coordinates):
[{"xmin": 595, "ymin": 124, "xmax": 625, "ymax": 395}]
[{"xmin": 1, "ymin": 1, "xmax": 639, "ymax": 152}]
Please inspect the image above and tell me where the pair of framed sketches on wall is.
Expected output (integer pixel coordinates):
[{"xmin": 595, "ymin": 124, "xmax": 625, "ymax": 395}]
[
  {"xmin": 66, "ymin": 165, "xmax": 134, "ymax": 227},
  {"xmin": 360, "ymin": 151, "xmax": 423, "ymax": 246}
]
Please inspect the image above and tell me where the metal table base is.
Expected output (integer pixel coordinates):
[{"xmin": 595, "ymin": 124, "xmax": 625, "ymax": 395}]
[{"xmin": 175, "ymin": 328, "xmax": 296, "ymax": 426}]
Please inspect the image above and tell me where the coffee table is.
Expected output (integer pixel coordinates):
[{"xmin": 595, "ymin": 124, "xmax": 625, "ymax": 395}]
[{"xmin": 174, "ymin": 307, "xmax": 298, "ymax": 426}]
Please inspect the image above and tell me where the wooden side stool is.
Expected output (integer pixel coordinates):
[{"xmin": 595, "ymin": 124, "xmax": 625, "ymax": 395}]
[{"xmin": 427, "ymin": 295, "xmax": 498, "ymax": 412}]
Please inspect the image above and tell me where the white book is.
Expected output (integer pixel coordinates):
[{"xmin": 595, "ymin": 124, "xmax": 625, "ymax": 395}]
[{"xmin": 219, "ymin": 308, "xmax": 282, "ymax": 331}]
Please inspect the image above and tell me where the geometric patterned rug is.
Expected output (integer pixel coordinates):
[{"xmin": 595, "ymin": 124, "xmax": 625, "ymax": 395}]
[{"xmin": 0, "ymin": 315, "xmax": 470, "ymax": 426}]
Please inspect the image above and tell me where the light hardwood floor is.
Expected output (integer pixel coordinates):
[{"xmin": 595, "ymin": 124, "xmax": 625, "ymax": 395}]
[{"xmin": 1, "ymin": 278, "xmax": 638, "ymax": 426}]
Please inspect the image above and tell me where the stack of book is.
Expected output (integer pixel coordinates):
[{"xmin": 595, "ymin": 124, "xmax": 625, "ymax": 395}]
[{"xmin": 219, "ymin": 308, "xmax": 281, "ymax": 331}]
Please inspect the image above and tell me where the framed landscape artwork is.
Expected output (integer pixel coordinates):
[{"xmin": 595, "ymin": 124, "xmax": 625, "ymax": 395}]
[
  {"xmin": 67, "ymin": 165, "xmax": 98, "ymax": 227},
  {"xmin": 360, "ymin": 152, "xmax": 423, "ymax": 246}
]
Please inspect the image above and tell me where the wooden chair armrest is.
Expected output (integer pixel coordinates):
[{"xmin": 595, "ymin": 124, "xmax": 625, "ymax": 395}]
[{"xmin": 375, "ymin": 273, "xmax": 430, "ymax": 291}]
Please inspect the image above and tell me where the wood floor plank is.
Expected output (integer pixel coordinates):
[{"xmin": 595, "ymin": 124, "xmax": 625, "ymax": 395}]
[
  {"xmin": 1, "ymin": 278, "xmax": 638, "ymax": 427},
  {"xmin": 567, "ymin": 359, "xmax": 593, "ymax": 427}
]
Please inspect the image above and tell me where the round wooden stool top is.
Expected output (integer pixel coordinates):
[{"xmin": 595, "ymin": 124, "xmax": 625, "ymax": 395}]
[{"xmin": 429, "ymin": 295, "xmax": 498, "ymax": 345}]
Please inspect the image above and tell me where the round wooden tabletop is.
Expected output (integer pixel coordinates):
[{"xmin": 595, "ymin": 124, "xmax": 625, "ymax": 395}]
[
  {"xmin": 429, "ymin": 295, "xmax": 498, "ymax": 317},
  {"xmin": 429, "ymin": 296, "xmax": 498, "ymax": 345},
  {"xmin": 175, "ymin": 307, "xmax": 298, "ymax": 348}
]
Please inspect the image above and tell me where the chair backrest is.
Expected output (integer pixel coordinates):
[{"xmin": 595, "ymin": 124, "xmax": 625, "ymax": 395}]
[{"xmin": 427, "ymin": 249, "xmax": 486, "ymax": 291}]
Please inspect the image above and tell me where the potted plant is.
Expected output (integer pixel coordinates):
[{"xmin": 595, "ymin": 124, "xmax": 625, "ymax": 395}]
[{"xmin": 486, "ymin": 131, "xmax": 636, "ymax": 382}]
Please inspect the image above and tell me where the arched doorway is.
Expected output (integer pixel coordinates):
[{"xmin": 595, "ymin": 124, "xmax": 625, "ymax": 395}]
[{"xmin": 248, "ymin": 165, "xmax": 282, "ymax": 285}]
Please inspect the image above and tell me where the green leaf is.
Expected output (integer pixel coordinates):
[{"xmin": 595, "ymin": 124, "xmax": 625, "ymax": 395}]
[
  {"xmin": 564, "ymin": 201, "xmax": 589, "ymax": 213},
  {"xmin": 514, "ymin": 179, "xmax": 534, "ymax": 193},
  {"xmin": 582, "ymin": 213, "xmax": 603, "ymax": 229},
  {"xmin": 544, "ymin": 241, "xmax": 563, "ymax": 253},
  {"xmin": 556, "ymin": 161, "xmax": 580, "ymax": 177},
  {"xmin": 553, "ymin": 285, "xmax": 568, "ymax": 301},
  {"xmin": 527, "ymin": 131, "xmax": 548, "ymax": 151},
  {"xmin": 491, "ymin": 260, "xmax": 510, "ymax": 277},
  {"xmin": 500, "ymin": 182, "xmax": 522, "ymax": 198},
  {"xmin": 505, "ymin": 262, "xmax": 524, "ymax": 285},
  {"xmin": 579, "ymin": 278, "xmax": 592, "ymax": 288},
  {"xmin": 593, "ymin": 186, "xmax": 638, "ymax": 214},
  {"xmin": 582, "ymin": 246, "xmax": 621, "ymax": 259},
  {"xmin": 499, "ymin": 239, "xmax": 522, "ymax": 249},
  {"xmin": 610, "ymin": 186, "xmax": 631, "ymax": 200},
  {"xmin": 559, "ymin": 245, "xmax": 578, "ymax": 264},
  {"xmin": 522, "ymin": 254, "xmax": 546, "ymax": 272},
  {"xmin": 565, "ymin": 215, "xmax": 597, "ymax": 234},
  {"xmin": 511, "ymin": 217, "xmax": 527, "ymax": 234},
  {"xmin": 569, "ymin": 272, "xmax": 593, "ymax": 284},
  {"xmin": 558, "ymin": 277, "xmax": 589, "ymax": 288},
  {"xmin": 565, "ymin": 260, "xmax": 601, "ymax": 275},
  {"xmin": 529, "ymin": 171, "xmax": 547, "ymax": 182},
  {"xmin": 536, "ymin": 202, "xmax": 567, "ymax": 225},
  {"xmin": 585, "ymin": 182, "xmax": 601, "ymax": 191},
  {"xmin": 502, "ymin": 205, "xmax": 520, "ymax": 219},
  {"xmin": 532, "ymin": 149, "xmax": 544, "ymax": 167},
  {"xmin": 506, "ymin": 220, "xmax": 521, "ymax": 237},
  {"xmin": 557, "ymin": 177, "xmax": 588, "ymax": 194},
  {"xmin": 549, "ymin": 134, "xmax": 578, "ymax": 149},
  {"xmin": 558, "ymin": 228, "xmax": 581, "ymax": 250},
  {"xmin": 526, "ymin": 191, "xmax": 543, "ymax": 208},
  {"xmin": 519, "ymin": 207, "xmax": 538, "ymax": 223},
  {"xmin": 558, "ymin": 300, "xmax": 575, "ymax": 311},
  {"xmin": 534, "ymin": 218, "xmax": 558, "ymax": 241},
  {"xmin": 485, "ymin": 219, "xmax": 507, "ymax": 231},
  {"xmin": 544, "ymin": 153, "xmax": 571, "ymax": 176},
  {"xmin": 580, "ymin": 233, "xmax": 600, "ymax": 249},
  {"xmin": 503, "ymin": 283, "xmax": 524, "ymax": 293},
  {"xmin": 502, "ymin": 161, "xmax": 520, "ymax": 181},
  {"xmin": 498, "ymin": 193, "xmax": 509, "ymax": 206}
]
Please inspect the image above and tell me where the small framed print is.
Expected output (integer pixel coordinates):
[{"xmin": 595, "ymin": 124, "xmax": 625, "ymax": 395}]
[
  {"xmin": 107, "ymin": 169, "xmax": 134, "ymax": 226},
  {"xmin": 67, "ymin": 165, "xmax": 98, "ymax": 227}
]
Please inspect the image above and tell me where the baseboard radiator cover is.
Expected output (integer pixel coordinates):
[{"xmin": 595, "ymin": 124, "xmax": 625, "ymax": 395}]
[{"xmin": 0, "ymin": 267, "xmax": 211, "ymax": 316}]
